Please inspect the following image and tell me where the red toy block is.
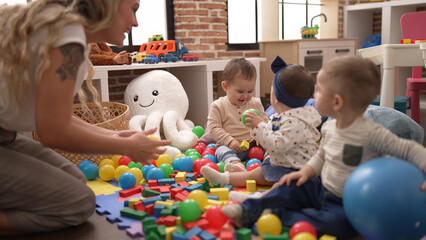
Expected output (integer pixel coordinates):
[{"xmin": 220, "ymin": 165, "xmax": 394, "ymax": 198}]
[
  {"xmin": 174, "ymin": 192, "xmax": 187, "ymax": 202},
  {"xmin": 148, "ymin": 179, "xmax": 157, "ymax": 187},
  {"xmin": 156, "ymin": 217, "xmax": 165, "ymax": 226},
  {"xmin": 178, "ymin": 181, "xmax": 190, "ymax": 187},
  {"xmin": 119, "ymin": 185, "xmax": 143, "ymax": 198},
  {"xmin": 163, "ymin": 215, "xmax": 177, "ymax": 227},
  {"xmin": 182, "ymin": 218, "xmax": 209, "ymax": 230},
  {"xmin": 133, "ymin": 201, "xmax": 145, "ymax": 212},
  {"xmin": 203, "ymin": 226, "xmax": 221, "ymax": 237},
  {"xmin": 170, "ymin": 187, "xmax": 183, "ymax": 199},
  {"xmin": 145, "ymin": 204, "xmax": 154, "ymax": 216},
  {"xmin": 158, "ymin": 185, "xmax": 171, "ymax": 193},
  {"xmin": 190, "ymin": 236, "xmax": 202, "ymax": 240},
  {"xmin": 220, "ymin": 231, "xmax": 234, "ymax": 240},
  {"xmin": 169, "ymin": 173, "xmax": 176, "ymax": 178},
  {"xmin": 181, "ymin": 190, "xmax": 190, "ymax": 197}
]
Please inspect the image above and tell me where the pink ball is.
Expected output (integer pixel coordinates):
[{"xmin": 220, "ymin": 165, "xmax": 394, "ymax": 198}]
[{"xmin": 205, "ymin": 205, "xmax": 229, "ymax": 228}]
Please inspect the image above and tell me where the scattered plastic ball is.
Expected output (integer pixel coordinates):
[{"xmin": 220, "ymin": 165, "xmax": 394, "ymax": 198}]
[
  {"xmin": 99, "ymin": 164, "xmax": 115, "ymax": 181},
  {"xmin": 178, "ymin": 199, "xmax": 201, "ymax": 222},
  {"xmin": 142, "ymin": 165, "xmax": 156, "ymax": 180},
  {"xmin": 343, "ymin": 157, "xmax": 426, "ymax": 240},
  {"xmin": 118, "ymin": 172, "xmax": 136, "ymax": 190},
  {"xmin": 128, "ymin": 167, "xmax": 143, "ymax": 185},
  {"xmin": 78, "ymin": 160, "xmax": 92, "ymax": 171},
  {"xmin": 249, "ymin": 147, "xmax": 264, "ymax": 161},
  {"xmin": 118, "ymin": 156, "xmax": 132, "ymax": 166},
  {"xmin": 205, "ymin": 205, "xmax": 229, "ymax": 228},
  {"xmin": 159, "ymin": 163, "xmax": 174, "ymax": 178},
  {"xmin": 188, "ymin": 154, "xmax": 199, "ymax": 162},
  {"xmin": 127, "ymin": 161, "xmax": 142, "ymax": 169},
  {"xmin": 192, "ymin": 126, "xmax": 205, "ymax": 138},
  {"xmin": 187, "ymin": 189, "xmax": 208, "ymax": 208},
  {"xmin": 173, "ymin": 153, "xmax": 186, "ymax": 159},
  {"xmin": 146, "ymin": 167, "xmax": 164, "ymax": 180},
  {"xmin": 256, "ymin": 213, "xmax": 282, "ymax": 237},
  {"xmin": 202, "ymin": 154, "xmax": 217, "ymax": 163},
  {"xmin": 292, "ymin": 232, "xmax": 317, "ymax": 240},
  {"xmin": 178, "ymin": 156, "xmax": 194, "ymax": 172},
  {"xmin": 289, "ymin": 221, "xmax": 317, "ymax": 239},
  {"xmin": 188, "ymin": 152, "xmax": 202, "ymax": 160},
  {"xmin": 185, "ymin": 149, "xmax": 198, "ymax": 156},
  {"xmin": 193, "ymin": 145, "xmax": 205, "ymax": 155},
  {"xmin": 98, "ymin": 158, "xmax": 114, "ymax": 168},
  {"xmin": 202, "ymin": 161, "xmax": 220, "ymax": 172},
  {"xmin": 82, "ymin": 163, "xmax": 99, "ymax": 181},
  {"xmin": 111, "ymin": 155, "xmax": 122, "ymax": 168},
  {"xmin": 114, "ymin": 165, "xmax": 130, "ymax": 180},
  {"xmin": 247, "ymin": 162, "xmax": 261, "ymax": 171},
  {"xmin": 241, "ymin": 108, "xmax": 260, "ymax": 125},
  {"xmin": 217, "ymin": 162, "xmax": 226, "ymax": 173},
  {"xmin": 206, "ymin": 143, "xmax": 216, "ymax": 149},
  {"xmin": 246, "ymin": 159, "xmax": 262, "ymax": 168},
  {"xmin": 156, "ymin": 154, "xmax": 172, "ymax": 167},
  {"xmin": 196, "ymin": 142, "xmax": 207, "ymax": 148},
  {"xmin": 171, "ymin": 158, "xmax": 181, "ymax": 171}
]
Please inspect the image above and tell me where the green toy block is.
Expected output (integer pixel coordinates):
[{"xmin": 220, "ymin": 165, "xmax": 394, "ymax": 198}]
[
  {"xmin": 142, "ymin": 188, "xmax": 161, "ymax": 197},
  {"xmin": 176, "ymin": 224, "xmax": 187, "ymax": 234},
  {"xmin": 144, "ymin": 224, "xmax": 158, "ymax": 235},
  {"xmin": 120, "ymin": 208, "xmax": 147, "ymax": 220},
  {"xmin": 142, "ymin": 218, "xmax": 156, "ymax": 234},
  {"xmin": 236, "ymin": 227, "xmax": 252, "ymax": 240},
  {"xmin": 145, "ymin": 230, "xmax": 161, "ymax": 240},
  {"xmin": 157, "ymin": 225, "xmax": 167, "ymax": 239},
  {"xmin": 161, "ymin": 208, "xmax": 173, "ymax": 216},
  {"xmin": 202, "ymin": 181, "xmax": 221, "ymax": 192},
  {"xmin": 264, "ymin": 232, "xmax": 289, "ymax": 240}
]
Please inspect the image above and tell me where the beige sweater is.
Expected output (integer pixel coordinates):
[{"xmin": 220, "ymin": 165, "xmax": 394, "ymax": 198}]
[{"xmin": 207, "ymin": 96, "xmax": 269, "ymax": 146}]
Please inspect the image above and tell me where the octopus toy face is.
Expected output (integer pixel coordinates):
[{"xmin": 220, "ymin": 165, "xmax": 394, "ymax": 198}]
[{"xmin": 125, "ymin": 70, "xmax": 189, "ymax": 119}]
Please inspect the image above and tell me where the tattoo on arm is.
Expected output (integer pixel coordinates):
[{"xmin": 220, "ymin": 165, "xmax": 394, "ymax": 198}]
[{"xmin": 56, "ymin": 43, "xmax": 84, "ymax": 82}]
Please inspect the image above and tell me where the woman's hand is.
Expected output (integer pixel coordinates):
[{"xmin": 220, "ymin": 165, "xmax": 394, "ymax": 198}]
[
  {"xmin": 245, "ymin": 112, "xmax": 264, "ymax": 129},
  {"xmin": 114, "ymin": 51, "xmax": 131, "ymax": 65}
]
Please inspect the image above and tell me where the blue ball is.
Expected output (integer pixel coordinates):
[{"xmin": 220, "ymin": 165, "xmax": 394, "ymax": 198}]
[
  {"xmin": 78, "ymin": 160, "xmax": 93, "ymax": 171},
  {"xmin": 172, "ymin": 157, "xmax": 181, "ymax": 171},
  {"xmin": 206, "ymin": 143, "xmax": 216, "ymax": 149},
  {"xmin": 142, "ymin": 165, "xmax": 155, "ymax": 180},
  {"xmin": 146, "ymin": 167, "xmax": 165, "ymax": 180},
  {"xmin": 118, "ymin": 172, "xmax": 136, "ymax": 190},
  {"xmin": 178, "ymin": 156, "xmax": 194, "ymax": 172},
  {"xmin": 246, "ymin": 159, "xmax": 262, "ymax": 168},
  {"xmin": 82, "ymin": 163, "xmax": 98, "ymax": 181},
  {"xmin": 343, "ymin": 157, "xmax": 426, "ymax": 240},
  {"xmin": 203, "ymin": 154, "xmax": 217, "ymax": 163}
]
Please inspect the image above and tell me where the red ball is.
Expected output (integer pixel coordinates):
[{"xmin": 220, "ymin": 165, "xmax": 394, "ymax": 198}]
[
  {"xmin": 226, "ymin": 200, "xmax": 241, "ymax": 205},
  {"xmin": 203, "ymin": 147, "xmax": 216, "ymax": 154},
  {"xmin": 202, "ymin": 162, "xmax": 220, "ymax": 172},
  {"xmin": 249, "ymin": 147, "xmax": 264, "ymax": 161},
  {"xmin": 247, "ymin": 162, "xmax": 261, "ymax": 171},
  {"xmin": 195, "ymin": 158, "xmax": 212, "ymax": 172},
  {"xmin": 202, "ymin": 149, "xmax": 216, "ymax": 158},
  {"xmin": 205, "ymin": 205, "xmax": 229, "ymax": 228},
  {"xmin": 289, "ymin": 221, "xmax": 317, "ymax": 239},
  {"xmin": 196, "ymin": 142, "xmax": 207, "ymax": 148},
  {"xmin": 194, "ymin": 145, "xmax": 205, "ymax": 155},
  {"xmin": 118, "ymin": 156, "xmax": 132, "ymax": 166}
]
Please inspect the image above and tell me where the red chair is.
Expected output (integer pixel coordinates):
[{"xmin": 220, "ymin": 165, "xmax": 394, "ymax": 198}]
[{"xmin": 401, "ymin": 11, "xmax": 426, "ymax": 124}]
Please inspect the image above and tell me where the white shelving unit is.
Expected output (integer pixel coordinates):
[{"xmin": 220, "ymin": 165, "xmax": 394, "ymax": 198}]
[{"xmin": 344, "ymin": 0, "xmax": 426, "ymax": 49}]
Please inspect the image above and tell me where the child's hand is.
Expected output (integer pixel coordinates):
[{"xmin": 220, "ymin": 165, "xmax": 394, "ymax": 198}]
[
  {"xmin": 245, "ymin": 112, "xmax": 264, "ymax": 129},
  {"xmin": 228, "ymin": 139, "xmax": 242, "ymax": 153},
  {"xmin": 277, "ymin": 166, "xmax": 315, "ymax": 187}
]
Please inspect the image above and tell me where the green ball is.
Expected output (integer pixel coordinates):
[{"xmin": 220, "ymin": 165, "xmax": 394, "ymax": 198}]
[
  {"xmin": 192, "ymin": 126, "xmax": 205, "ymax": 138},
  {"xmin": 158, "ymin": 163, "xmax": 174, "ymax": 178},
  {"xmin": 185, "ymin": 149, "xmax": 198, "ymax": 156},
  {"xmin": 188, "ymin": 152, "xmax": 202, "ymax": 160},
  {"xmin": 217, "ymin": 162, "xmax": 226, "ymax": 173},
  {"xmin": 241, "ymin": 109, "xmax": 260, "ymax": 125},
  {"xmin": 127, "ymin": 161, "xmax": 143, "ymax": 169},
  {"xmin": 188, "ymin": 154, "xmax": 199, "ymax": 161},
  {"xmin": 178, "ymin": 199, "xmax": 201, "ymax": 222}
]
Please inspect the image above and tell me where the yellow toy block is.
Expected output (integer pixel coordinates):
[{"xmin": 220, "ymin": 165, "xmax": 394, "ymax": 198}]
[
  {"xmin": 165, "ymin": 226, "xmax": 177, "ymax": 240},
  {"xmin": 319, "ymin": 235, "xmax": 337, "ymax": 240},
  {"xmin": 175, "ymin": 216, "xmax": 182, "ymax": 225},
  {"xmin": 175, "ymin": 171, "xmax": 186, "ymax": 182},
  {"xmin": 210, "ymin": 188, "xmax": 229, "ymax": 201},
  {"xmin": 240, "ymin": 140, "xmax": 250, "ymax": 151},
  {"xmin": 197, "ymin": 178, "xmax": 206, "ymax": 184},
  {"xmin": 154, "ymin": 200, "xmax": 173, "ymax": 207},
  {"xmin": 188, "ymin": 181, "xmax": 199, "ymax": 185},
  {"xmin": 246, "ymin": 180, "xmax": 256, "ymax": 192},
  {"xmin": 207, "ymin": 199, "xmax": 223, "ymax": 206},
  {"xmin": 128, "ymin": 198, "xmax": 141, "ymax": 209}
]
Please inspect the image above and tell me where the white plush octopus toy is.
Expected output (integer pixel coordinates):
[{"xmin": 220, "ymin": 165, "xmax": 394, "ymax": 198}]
[{"xmin": 124, "ymin": 70, "xmax": 198, "ymax": 157}]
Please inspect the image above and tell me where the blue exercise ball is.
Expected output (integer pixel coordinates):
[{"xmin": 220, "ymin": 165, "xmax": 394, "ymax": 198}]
[{"xmin": 343, "ymin": 157, "xmax": 426, "ymax": 240}]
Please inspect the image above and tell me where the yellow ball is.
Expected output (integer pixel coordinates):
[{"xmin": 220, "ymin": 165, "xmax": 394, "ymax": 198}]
[
  {"xmin": 292, "ymin": 232, "xmax": 317, "ymax": 240},
  {"xmin": 173, "ymin": 153, "xmax": 186, "ymax": 159},
  {"xmin": 114, "ymin": 165, "xmax": 130, "ymax": 180},
  {"xmin": 99, "ymin": 164, "xmax": 115, "ymax": 181},
  {"xmin": 156, "ymin": 154, "xmax": 172, "ymax": 167},
  {"xmin": 99, "ymin": 158, "xmax": 114, "ymax": 168},
  {"xmin": 111, "ymin": 155, "xmax": 122, "ymax": 168},
  {"xmin": 187, "ymin": 190, "xmax": 208, "ymax": 208},
  {"xmin": 256, "ymin": 213, "xmax": 282, "ymax": 237},
  {"xmin": 128, "ymin": 167, "xmax": 143, "ymax": 185}
]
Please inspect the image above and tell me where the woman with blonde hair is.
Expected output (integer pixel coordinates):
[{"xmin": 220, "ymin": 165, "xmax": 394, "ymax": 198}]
[{"xmin": 0, "ymin": 0, "xmax": 170, "ymax": 234}]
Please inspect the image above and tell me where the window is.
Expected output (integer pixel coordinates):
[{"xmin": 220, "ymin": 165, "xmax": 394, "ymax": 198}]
[{"xmin": 227, "ymin": 0, "xmax": 322, "ymax": 50}]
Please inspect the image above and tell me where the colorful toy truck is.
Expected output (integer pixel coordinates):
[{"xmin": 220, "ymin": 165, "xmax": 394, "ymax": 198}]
[{"xmin": 139, "ymin": 40, "xmax": 189, "ymax": 61}]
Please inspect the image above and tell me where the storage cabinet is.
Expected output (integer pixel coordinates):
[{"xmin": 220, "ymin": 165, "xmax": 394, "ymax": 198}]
[
  {"xmin": 258, "ymin": 39, "xmax": 357, "ymax": 97},
  {"xmin": 344, "ymin": 0, "xmax": 426, "ymax": 49}
]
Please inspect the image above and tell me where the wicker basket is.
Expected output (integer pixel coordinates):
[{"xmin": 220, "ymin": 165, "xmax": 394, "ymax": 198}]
[{"xmin": 34, "ymin": 102, "xmax": 129, "ymax": 166}]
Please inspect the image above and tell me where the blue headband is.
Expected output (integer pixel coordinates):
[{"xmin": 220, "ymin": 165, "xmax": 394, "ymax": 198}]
[{"xmin": 271, "ymin": 56, "xmax": 309, "ymax": 108}]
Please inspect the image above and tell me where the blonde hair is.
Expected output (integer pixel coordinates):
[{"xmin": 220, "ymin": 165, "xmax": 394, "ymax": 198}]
[
  {"xmin": 322, "ymin": 56, "xmax": 381, "ymax": 111},
  {"xmin": 0, "ymin": 0, "xmax": 121, "ymax": 109},
  {"xmin": 223, "ymin": 58, "xmax": 256, "ymax": 84}
]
